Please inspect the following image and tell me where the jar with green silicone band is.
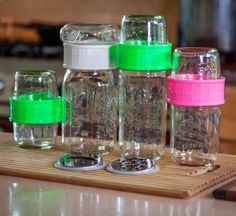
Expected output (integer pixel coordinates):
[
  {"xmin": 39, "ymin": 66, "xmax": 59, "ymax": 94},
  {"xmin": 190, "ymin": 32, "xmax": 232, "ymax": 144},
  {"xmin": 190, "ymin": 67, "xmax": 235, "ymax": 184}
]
[
  {"xmin": 107, "ymin": 14, "xmax": 172, "ymax": 175},
  {"xmin": 9, "ymin": 69, "xmax": 65, "ymax": 149}
]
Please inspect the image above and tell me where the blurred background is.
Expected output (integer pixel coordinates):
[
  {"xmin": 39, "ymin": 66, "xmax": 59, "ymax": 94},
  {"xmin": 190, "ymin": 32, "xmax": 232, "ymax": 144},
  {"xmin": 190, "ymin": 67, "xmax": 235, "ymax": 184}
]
[{"xmin": 0, "ymin": 0, "xmax": 235, "ymax": 153}]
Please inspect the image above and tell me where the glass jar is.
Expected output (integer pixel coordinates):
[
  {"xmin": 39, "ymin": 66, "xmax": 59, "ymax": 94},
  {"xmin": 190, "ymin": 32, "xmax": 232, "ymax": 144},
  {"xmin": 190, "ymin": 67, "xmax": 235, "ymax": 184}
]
[
  {"xmin": 118, "ymin": 15, "xmax": 172, "ymax": 160},
  {"xmin": 168, "ymin": 47, "xmax": 225, "ymax": 166},
  {"xmin": 9, "ymin": 69, "xmax": 62, "ymax": 148},
  {"xmin": 60, "ymin": 24, "xmax": 119, "ymax": 155}
]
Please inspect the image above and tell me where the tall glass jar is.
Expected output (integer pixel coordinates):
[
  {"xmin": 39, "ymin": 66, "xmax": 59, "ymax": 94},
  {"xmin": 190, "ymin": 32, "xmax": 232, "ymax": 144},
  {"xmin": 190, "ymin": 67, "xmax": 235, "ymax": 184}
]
[
  {"xmin": 60, "ymin": 24, "xmax": 119, "ymax": 156},
  {"xmin": 168, "ymin": 47, "xmax": 225, "ymax": 166},
  {"xmin": 118, "ymin": 15, "xmax": 172, "ymax": 160}
]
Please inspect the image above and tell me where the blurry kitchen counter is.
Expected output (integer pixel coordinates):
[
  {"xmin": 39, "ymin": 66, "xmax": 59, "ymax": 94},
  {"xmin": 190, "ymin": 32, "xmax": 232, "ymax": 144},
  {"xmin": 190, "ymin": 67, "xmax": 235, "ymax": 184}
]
[{"xmin": 0, "ymin": 174, "xmax": 235, "ymax": 216}]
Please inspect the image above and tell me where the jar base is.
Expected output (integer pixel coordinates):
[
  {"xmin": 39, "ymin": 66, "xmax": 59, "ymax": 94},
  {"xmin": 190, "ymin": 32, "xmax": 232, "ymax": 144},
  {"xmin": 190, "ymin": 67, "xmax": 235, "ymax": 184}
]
[
  {"xmin": 16, "ymin": 141, "xmax": 55, "ymax": 149},
  {"xmin": 121, "ymin": 145, "xmax": 165, "ymax": 161},
  {"xmin": 63, "ymin": 137, "xmax": 115, "ymax": 155},
  {"xmin": 171, "ymin": 152, "xmax": 216, "ymax": 166}
]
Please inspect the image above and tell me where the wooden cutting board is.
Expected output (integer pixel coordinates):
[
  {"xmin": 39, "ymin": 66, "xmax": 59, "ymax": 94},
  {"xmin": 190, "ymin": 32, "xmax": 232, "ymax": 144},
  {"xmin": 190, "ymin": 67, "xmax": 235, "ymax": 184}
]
[{"xmin": 1, "ymin": 132, "xmax": 236, "ymax": 199}]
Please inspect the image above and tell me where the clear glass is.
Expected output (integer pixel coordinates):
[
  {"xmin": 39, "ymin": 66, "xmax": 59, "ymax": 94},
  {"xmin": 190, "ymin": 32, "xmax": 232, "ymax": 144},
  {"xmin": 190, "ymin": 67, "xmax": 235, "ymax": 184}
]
[
  {"xmin": 118, "ymin": 15, "xmax": 169, "ymax": 161},
  {"xmin": 119, "ymin": 71, "xmax": 167, "ymax": 160},
  {"xmin": 171, "ymin": 47, "xmax": 220, "ymax": 79},
  {"xmin": 60, "ymin": 23, "xmax": 120, "ymax": 44},
  {"xmin": 170, "ymin": 47, "xmax": 222, "ymax": 166},
  {"xmin": 170, "ymin": 106, "xmax": 220, "ymax": 165},
  {"xmin": 13, "ymin": 69, "xmax": 59, "ymax": 149},
  {"xmin": 62, "ymin": 69, "xmax": 117, "ymax": 155},
  {"xmin": 120, "ymin": 14, "xmax": 167, "ymax": 44}
]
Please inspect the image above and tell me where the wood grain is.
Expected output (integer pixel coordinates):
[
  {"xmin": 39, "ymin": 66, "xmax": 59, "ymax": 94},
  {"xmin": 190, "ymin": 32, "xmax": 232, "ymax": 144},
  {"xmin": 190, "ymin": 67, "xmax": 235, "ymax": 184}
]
[{"xmin": 0, "ymin": 132, "xmax": 236, "ymax": 199}]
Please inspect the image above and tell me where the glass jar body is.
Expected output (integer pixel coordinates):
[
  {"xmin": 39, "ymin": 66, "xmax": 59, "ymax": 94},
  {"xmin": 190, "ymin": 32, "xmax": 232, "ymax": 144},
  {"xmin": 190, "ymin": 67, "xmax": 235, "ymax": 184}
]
[
  {"xmin": 119, "ymin": 71, "xmax": 167, "ymax": 160},
  {"xmin": 170, "ymin": 105, "xmax": 221, "ymax": 166},
  {"xmin": 14, "ymin": 123, "xmax": 58, "ymax": 148},
  {"xmin": 62, "ymin": 69, "xmax": 117, "ymax": 155}
]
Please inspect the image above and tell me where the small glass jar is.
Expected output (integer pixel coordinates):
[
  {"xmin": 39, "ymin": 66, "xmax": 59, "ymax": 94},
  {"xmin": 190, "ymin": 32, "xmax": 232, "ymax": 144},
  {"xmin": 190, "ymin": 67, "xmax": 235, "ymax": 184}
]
[
  {"xmin": 9, "ymin": 69, "xmax": 63, "ymax": 149},
  {"xmin": 168, "ymin": 47, "xmax": 225, "ymax": 166}
]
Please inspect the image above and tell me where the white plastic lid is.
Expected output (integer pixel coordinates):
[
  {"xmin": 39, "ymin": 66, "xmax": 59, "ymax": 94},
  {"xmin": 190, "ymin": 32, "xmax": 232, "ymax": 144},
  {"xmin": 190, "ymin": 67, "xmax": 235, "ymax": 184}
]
[{"xmin": 63, "ymin": 44, "xmax": 117, "ymax": 70}]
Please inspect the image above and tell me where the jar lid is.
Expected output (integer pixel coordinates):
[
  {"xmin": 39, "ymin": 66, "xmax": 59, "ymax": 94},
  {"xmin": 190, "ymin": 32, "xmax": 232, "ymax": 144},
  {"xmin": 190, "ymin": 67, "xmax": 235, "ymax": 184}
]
[
  {"xmin": 107, "ymin": 157, "xmax": 160, "ymax": 175},
  {"xmin": 9, "ymin": 92, "xmax": 65, "ymax": 124},
  {"xmin": 54, "ymin": 154, "xmax": 106, "ymax": 171},
  {"xmin": 63, "ymin": 43, "xmax": 118, "ymax": 70}
]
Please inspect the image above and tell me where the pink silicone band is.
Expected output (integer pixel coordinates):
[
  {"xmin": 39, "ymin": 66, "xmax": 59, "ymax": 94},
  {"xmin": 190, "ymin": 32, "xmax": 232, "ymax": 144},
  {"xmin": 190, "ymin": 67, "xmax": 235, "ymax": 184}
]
[{"xmin": 167, "ymin": 76, "xmax": 225, "ymax": 106}]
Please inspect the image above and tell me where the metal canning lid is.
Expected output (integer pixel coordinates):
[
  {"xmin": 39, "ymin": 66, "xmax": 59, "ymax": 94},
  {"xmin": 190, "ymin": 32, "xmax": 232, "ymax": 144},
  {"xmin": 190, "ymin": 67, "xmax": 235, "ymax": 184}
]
[
  {"xmin": 9, "ymin": 92, "xmax": 66, "ymax": 124},
  {"xmin": 54, "ymin": 154, "xmax": 106, "ymax": 171},
  {"xmin": 107, "ymin": 157, "xmax": 160, "ymax": 175}
]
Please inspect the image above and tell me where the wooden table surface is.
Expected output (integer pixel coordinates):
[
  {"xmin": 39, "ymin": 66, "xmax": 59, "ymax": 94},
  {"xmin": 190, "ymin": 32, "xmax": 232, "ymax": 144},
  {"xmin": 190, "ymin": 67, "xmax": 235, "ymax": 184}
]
[{"xmin": 0, "ymin": 132, "xmax": 236, "ymax": 215}]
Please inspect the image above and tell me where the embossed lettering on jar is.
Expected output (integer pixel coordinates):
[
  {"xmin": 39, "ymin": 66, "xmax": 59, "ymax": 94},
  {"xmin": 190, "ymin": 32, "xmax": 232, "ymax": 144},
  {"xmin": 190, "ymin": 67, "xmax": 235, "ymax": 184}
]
[{"xmin": 119, "ymin": 71, "xmax": 167, "ymax": 159}]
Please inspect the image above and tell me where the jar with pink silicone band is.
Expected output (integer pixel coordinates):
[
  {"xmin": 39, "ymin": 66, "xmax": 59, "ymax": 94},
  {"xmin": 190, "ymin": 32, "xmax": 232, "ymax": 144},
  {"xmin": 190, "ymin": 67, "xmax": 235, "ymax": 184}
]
[{"xmin": 167, "ymin": 47, "xmax": 225, "ymax": 166}]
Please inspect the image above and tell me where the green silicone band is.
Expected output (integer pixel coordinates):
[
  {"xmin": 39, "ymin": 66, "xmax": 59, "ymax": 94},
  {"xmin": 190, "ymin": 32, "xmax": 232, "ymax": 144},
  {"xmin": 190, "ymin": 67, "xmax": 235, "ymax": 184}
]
[
  {"xmin": 9, "ymin": 92, "xmax": 66, "ymax": 124},
  {"xmin": 118, "ymin": 42, "xmax": 172, "ymax": 71}
]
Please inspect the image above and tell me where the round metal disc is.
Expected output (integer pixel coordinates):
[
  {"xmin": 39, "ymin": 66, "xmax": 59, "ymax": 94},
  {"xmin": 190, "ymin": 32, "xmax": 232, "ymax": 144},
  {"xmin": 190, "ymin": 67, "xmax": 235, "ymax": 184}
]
[
  {"xmin": 106, "ymin": 157, "xmax": 159, "ymax": 175},
  {"xmin": 54, "ymin": 154, "xmax": 106, "ymax": 171}
]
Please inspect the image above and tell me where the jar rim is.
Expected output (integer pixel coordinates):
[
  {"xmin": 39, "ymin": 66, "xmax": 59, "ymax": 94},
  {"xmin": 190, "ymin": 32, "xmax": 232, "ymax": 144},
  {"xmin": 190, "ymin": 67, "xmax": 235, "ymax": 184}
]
[
  {"xmin": 174, "ymin": 47, "xmax": 218, "ymax": 56},
  {"xmin": 16, "ymin": 69, "xmax": 55, "ymax": 76}
]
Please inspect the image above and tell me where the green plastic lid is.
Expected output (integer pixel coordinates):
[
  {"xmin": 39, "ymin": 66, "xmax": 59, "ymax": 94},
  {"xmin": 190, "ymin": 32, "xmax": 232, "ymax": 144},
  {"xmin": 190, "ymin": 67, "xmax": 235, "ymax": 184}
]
[
  {"xmin": 9, "ymin": 92, "xmax": 66, "ymax": 124},
  {"xmin": 118, "ymin": 42, "xmax": 172, "ymax": 71}
]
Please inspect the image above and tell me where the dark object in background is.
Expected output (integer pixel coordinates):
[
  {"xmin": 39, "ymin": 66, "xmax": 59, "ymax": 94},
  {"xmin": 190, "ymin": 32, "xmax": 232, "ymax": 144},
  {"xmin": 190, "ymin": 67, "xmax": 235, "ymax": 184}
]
[
  {"xmin": 33, "ymin": 23, "xmax": 63, "ymax": 58},
  {"xmin": 0, "ymin": 117, "xmax": 12, "ymax": 132},
  {"xmin": 179, "ymin": 0, "xmax": 236, "ymax": 54},
  {"xmin": 0, "ymin": 22, "xmax": 63, "ymax": 58},
  {"xmin": 213, "ymin": 179, "xmax": 236, "ymax": 201},
  {"xmin": 179, "ymin": 0, "xmax": 236, "ymax": 84},
  {"xmin": 31, "ymin": 23, "xmax": 62, "ymax": 46},
  {"xmin": 21, "ymin": 23, "xmax": 63, "ymax": 58}
]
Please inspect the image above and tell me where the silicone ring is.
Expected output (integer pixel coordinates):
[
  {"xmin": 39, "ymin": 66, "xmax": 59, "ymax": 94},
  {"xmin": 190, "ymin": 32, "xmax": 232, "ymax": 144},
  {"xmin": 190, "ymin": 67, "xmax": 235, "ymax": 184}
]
[
  {"xmin": 118, "ymin": 43, "xmax": 172, "ymax": 71},
  {"xmin": 9, "ymin": 92, "xmax": 66, "ymax": 124},
  {"xmin": 167, "ymin": 76, "xmax": 225, "ymax": 106}
]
